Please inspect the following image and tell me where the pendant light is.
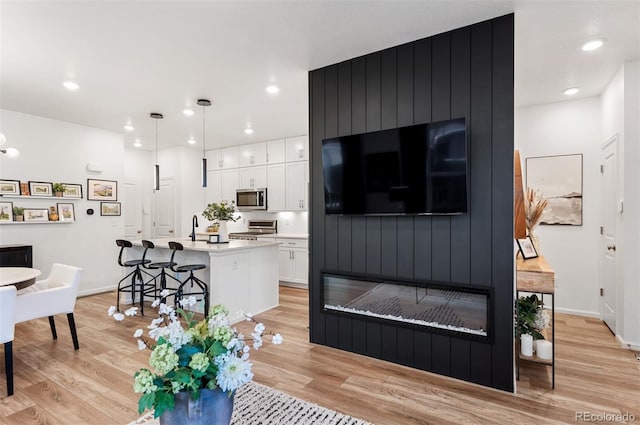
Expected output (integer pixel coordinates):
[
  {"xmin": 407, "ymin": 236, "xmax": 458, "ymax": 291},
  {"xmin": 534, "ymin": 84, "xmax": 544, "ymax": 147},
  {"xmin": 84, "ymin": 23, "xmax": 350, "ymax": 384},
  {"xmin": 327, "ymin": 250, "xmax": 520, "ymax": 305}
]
[
  {"xmin": 197, "ymin": 99, "xmax": 211, "ymax": 187},
  {"xmin": 150, "ymin": 112, "xmax": 164, "ymax": 190}
]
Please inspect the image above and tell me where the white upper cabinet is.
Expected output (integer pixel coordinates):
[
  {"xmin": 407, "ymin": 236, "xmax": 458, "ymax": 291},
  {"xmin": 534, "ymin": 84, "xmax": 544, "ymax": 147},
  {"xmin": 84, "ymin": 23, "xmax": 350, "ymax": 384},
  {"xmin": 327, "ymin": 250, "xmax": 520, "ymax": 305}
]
[
  {"xmin": 205, "ymin": 170, "xmax": 222, "ymax": 204},
  {"xmin": 267, "ymin": 163, "xmax": 286, "ymax": 211},
  {"xmin": 286, "ymin": 161, "xmax": 308, "ymax": 211},
  {"xmin": 206, "ymin": 147, "xmax": 239, "ymax": 169},
  {"xmin": 239, "ymin": 166, "xmax": 267, "ymax": 189},
  {"xmin": 221, "ymin": 169, "xmax": 239, "ymax": 203},
  {"xmin": 266, "ymin": 139, "xmax": 286, "ymax": 164},
  {"xmin": 285, "ymin": 136, "xmax": 308, "ymax": 162},
  {"xmin": 238, "ymin": 142, "xmax": 267, "ymax": 167}
]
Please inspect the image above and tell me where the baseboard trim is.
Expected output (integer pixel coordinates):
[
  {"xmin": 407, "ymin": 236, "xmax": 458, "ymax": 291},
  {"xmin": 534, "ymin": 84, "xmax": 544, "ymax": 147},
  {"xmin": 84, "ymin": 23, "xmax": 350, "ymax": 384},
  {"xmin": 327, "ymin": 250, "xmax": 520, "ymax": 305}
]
[
  {"xmin": 78, "ymin": 286, "xmax": 116, "ymax": 298},
  {"xmin": 615, "ymin": 334, "xmax": 640, "ymax": 351},
  {"xmin": 554, "ymin": 307, "xmax": 600, "ymax": 318}
]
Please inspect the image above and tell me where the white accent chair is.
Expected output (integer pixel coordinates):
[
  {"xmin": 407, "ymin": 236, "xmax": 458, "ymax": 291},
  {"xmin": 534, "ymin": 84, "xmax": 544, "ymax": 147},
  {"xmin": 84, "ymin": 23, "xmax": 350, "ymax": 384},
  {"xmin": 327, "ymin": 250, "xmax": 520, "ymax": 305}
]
[
  {"xmin": 0, "ymin": 285, "xmax": 17, "ymax": 396},
  {"xmin": 15, "ymin": 263, "xmax": 83, "ymax": 351}
]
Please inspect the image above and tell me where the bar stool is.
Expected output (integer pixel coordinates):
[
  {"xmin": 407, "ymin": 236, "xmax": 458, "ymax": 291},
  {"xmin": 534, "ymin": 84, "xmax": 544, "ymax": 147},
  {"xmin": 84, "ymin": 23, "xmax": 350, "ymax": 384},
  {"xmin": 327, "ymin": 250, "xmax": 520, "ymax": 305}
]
[
  {"xmin": 168, "ymin": 241, "xmax": 210, "ymax": 315},
  {"xmin": 115, "ymin": 239, "xmax": 156, "ymax": 315},
  {"xmin": 141, "ymin": 240, "xmax": 181, "ymax": 303}
]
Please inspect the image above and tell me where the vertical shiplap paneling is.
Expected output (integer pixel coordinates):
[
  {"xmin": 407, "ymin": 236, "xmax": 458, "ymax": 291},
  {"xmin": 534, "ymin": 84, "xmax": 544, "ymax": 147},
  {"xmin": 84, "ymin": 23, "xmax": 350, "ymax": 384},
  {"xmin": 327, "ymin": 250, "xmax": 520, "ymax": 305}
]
[
  {"xmin": 490, "ymin": 14, "xmax": 515, "ymax": 392},
  {"xmin": 310, "ymin": 68, "xmax": 326, "ymax": 344},
  {"xmin": 352, "ymin": 318, "xmax": 367, "ymax": 354},
  {"xmin": 338, "ymin": 62, "xmax": 352, "ymax": 273},
  {"xmin": 414, "ymin": 38, "xmax": 432, "ymax": 125},
  {"xmin": 351, "ymin": 57, "xmax": 367, "ymax": 275},
  {"xmin": 468, "ymin": 20, "xmax": 494, "ymax": 388},
  {"xmin": 323, "ymin": 65, "xmax": 340, "ymax": 347},
  {"xmin": 449, "ymin": 26, "xmax": 472, "ymax": 382},
  {"xmin": 381, "ymin": 324, "xmax": 398, "ymax": 362}
]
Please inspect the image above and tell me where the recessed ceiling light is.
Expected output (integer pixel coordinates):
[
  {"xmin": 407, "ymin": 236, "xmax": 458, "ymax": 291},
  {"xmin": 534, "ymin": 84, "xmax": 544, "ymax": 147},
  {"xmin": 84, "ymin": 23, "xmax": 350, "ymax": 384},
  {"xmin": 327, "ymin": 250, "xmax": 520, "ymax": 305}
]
[
  {"xmin": 265, "ymin": 85, "xmax": 279, "ymax": 94},
  {"xmin": 563, "ymin": 87, "xmax": 580, "ymax": 96},
  {"xmin": 133, "ymin": 139, "xmax": 142, "ymax": 148},
  {"xmin": 188, "ymin": 137, "xmax": 196, "ymax": 145},
  {"xmin": 124, "ymin": 124, "xmax": 135, "ymax": 131},
  {"xmin": 63, "ymin": 81, "xmax": 79, "ymax": 91},
  {"xmin": 581, "ymin": 39, "xmax": 605, "ymax": 52},
  {"xmin": 183, "ymin": 109, "xmax": 195, "ymax": 116},
  {"xmin": 244, "ymin": 128, "xmax": 254, "ymax": 135}
]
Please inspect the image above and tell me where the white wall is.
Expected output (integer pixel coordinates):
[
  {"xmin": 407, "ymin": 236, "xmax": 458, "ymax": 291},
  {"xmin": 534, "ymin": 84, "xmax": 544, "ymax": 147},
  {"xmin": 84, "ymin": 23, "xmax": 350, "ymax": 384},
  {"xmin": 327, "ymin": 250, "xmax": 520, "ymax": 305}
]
[
  {"xmin": 123, "ymin": 147, "xmax": 153, "ymax": 238},
  {"xmin": 0, "ymin": 110, "xmax": 124, "ymax": 295},
  {"xmin": 601, "ymin": 61, "xmax": 640, "ymax": 348},
  {"xmin": 516, "ymin": 97, "xmax": 602, "ymax": 316}
]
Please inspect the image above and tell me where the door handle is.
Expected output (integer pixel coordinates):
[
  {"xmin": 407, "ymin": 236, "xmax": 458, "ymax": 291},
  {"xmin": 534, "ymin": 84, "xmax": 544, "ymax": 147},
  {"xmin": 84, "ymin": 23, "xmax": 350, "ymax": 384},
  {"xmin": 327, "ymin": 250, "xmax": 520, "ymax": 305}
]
[
  {"xmin": 607, "ymin": 244, "xmax": 616, "ymax": 251},
  {"xmin": 169, "ymin": 229, "xmax": 174, "ymax": 233},
  {"xmin": 137, "ymin": 230, "xmax": 142, "ymax": 234}
]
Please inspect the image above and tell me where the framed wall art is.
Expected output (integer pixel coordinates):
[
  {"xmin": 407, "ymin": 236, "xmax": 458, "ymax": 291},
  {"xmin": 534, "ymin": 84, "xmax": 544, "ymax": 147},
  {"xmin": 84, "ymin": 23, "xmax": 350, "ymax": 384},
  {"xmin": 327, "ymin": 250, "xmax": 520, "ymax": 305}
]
[
  {"xmin": 0, "ymin": 180, "xmax": 20, "ymax": 195},
  {"xmin": 87, "ymin": 179, "xmax": 117, "ymax": 201},
  {"xmin": 0, "ymin": 201, "xmax": 14, "ymax": 221},
  {"xmin": 57, "ymin": 203, "xmax": 76, "ymax": 222},
  {"xmin": 24, "ymin": 208, "xmax": 49, "ymax": 222},
  {"xmin": 100, "ymin": 202, "xmax": 121, "ymax": 216},
  {"xmin": 62, "ymin": 183, "xmax": 83, "ymax": 199},
  {"xmin": 526, "ymin": 154, "xmax": 583, "ymax": 226},
  {"xmin": 28, "ymin": 181, "xmax": 53, "ymax": 197}
]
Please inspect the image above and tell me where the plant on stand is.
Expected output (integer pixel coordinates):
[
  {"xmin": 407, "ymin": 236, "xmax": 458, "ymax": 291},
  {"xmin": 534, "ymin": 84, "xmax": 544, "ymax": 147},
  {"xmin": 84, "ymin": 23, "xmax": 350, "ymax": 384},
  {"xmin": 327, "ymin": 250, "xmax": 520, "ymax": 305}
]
[
  {"xmin": 13, "ymin": 206, "xmax": 24, "ymax": 221},
  {"xmin": 108, "ymin": 296, "xmax": 282, "ymax": 424},
  {"xmin": 202, "ymin": 200, "xmax": 238, "ymax": 243},
  {"xmin": 524, "ymin": 187, "xmax": 548, "ymax": 253},
  {"xmin": 516, "ymin": 294, "xmax": 550, "ymax": 356}
]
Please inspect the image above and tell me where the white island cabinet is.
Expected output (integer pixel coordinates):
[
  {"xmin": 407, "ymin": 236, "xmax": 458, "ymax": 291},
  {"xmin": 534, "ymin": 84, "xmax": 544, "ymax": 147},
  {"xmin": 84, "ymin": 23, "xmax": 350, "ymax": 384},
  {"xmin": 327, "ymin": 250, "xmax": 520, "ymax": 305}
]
[{"xmin": 129, "ymin": 239, "xmax": 279, "ymax": 322}]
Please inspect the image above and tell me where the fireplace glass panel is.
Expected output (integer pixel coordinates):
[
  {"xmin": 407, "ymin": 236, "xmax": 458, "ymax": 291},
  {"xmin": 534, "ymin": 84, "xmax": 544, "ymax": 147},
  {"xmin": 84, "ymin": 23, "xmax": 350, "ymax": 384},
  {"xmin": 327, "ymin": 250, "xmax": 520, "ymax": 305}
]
[{"xmin": 323, "ymin": 274, "xmax": 489, "ymax": 337}]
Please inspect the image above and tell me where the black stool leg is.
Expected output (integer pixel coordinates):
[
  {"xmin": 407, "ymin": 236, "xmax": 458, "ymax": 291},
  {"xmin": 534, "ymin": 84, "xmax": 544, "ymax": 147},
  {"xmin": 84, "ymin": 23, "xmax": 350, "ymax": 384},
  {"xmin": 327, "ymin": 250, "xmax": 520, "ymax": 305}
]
[{"xmin": 5, "ymin": 341, "xmax": 13, "ymax": 396}]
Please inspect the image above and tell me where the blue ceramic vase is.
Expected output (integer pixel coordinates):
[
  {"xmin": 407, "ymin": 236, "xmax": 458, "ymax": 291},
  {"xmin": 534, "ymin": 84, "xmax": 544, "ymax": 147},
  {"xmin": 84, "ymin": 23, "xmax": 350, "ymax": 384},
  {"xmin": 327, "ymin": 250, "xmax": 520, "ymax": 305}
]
[{"xmin": 159, "ymin": 388, "xmax": 235, "ymax": 425}]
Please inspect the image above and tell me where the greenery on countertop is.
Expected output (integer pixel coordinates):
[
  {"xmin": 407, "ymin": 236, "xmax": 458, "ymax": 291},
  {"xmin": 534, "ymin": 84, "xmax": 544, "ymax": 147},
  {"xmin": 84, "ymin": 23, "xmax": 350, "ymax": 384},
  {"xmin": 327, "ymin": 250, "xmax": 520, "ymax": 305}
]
[{"xmin": 202, "ymin": 200, "xmax": 238, "ymax": 222}]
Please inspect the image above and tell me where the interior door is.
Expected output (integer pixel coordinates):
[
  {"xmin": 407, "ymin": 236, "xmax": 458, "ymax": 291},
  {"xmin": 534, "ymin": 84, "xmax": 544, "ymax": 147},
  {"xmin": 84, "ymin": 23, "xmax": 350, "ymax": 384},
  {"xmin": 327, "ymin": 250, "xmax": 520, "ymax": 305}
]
[
  {"xmin": 123, "ymin": 181, "xmax": 143, "ymax": 238},
  {"xmin": 154, "ymin": 178, "xmax": 175, "ymax": 238},
  {"xmin": 601, "ymin": 135, "xmax": 618, "ymax": 333}
]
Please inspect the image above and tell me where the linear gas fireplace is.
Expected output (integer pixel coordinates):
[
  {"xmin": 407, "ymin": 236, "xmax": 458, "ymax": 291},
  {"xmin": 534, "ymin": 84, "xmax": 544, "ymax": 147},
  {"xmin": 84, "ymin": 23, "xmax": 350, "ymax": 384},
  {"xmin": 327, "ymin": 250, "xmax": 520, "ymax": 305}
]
[{"xmin": 323, "ymin": 273, "xmax": 491, "ymax": 339}]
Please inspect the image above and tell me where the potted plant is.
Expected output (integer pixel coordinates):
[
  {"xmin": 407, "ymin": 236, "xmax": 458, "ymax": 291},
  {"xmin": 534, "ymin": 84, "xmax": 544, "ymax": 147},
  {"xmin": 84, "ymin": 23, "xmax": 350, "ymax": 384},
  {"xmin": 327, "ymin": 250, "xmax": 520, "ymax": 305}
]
[
  {"xmin": 108, "ymin": 298, "xmax": 282, "ymax": 422},
  {"xmin": 52, "ymin": 183, "xmax": 66, "ymax": 197},
  {"xmin": 202, "ymin": 200, "xmax": 238, "ymax": 243},
  {"xmin": 517, "ymin": 294, "xmax": 550, "ymax": 355},
  {"xmin": 13, "ymin": 206, "xmax": 24, "ymax": 221}
]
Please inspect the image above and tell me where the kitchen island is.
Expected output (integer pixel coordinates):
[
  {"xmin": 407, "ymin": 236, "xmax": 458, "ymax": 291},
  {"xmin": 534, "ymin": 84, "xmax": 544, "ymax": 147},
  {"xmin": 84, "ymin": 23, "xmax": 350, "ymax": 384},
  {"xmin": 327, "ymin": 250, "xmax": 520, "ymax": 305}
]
[{"xmin": 128, "ymin": 238, "xmax": 280, "ymax": 321}]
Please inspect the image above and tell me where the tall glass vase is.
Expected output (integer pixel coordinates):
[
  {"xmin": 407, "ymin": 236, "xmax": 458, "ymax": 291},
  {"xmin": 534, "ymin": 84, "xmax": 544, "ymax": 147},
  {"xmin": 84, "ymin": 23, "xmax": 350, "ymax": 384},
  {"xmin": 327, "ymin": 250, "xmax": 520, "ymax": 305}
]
[{"xmin": 160, "ymin": 388, "xmax": 234, "ymax": 425}]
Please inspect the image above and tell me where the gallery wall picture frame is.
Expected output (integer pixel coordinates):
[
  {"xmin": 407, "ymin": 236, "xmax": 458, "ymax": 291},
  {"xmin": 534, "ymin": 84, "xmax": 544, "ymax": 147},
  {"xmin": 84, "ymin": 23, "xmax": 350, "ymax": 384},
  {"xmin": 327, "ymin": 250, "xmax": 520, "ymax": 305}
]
[
  {"xmin": 526, "ymin": 153, "xmax": 583, "ymax": 226},
  {"xmin": 100, "ymin": 202, "xmax": 121, "ymax": 216},
  {"xmin": 20, "ymin": 182, "xmax": 30, "ymax": 196},
  {"xmin": 0, "ymin": 201, "xmax": 14, "ymax": 221},
  {"xmin": 24, "ymin": 208, "xmax": 49, "ymax": 222},
  {"xmin": 62, "ymin": 183, "xmax": 83, "ymax": 199},
  {"xmin": 57, "ymin": 203, "xmax": 76, "ymax": 222},
  {"xmin": 28, "ymin": 181, "xmax": 53, "ymax": 197},
  {"xmin": 87, "ymin": 179, "xmax": 118, "ymax": 201},
  {"xmin": 0, "ymin": 180, "xmax": 20, "ymax": 195},
  {"xmin": 516, "ymin": 237, "xmax": 539, "ymax": 260}
]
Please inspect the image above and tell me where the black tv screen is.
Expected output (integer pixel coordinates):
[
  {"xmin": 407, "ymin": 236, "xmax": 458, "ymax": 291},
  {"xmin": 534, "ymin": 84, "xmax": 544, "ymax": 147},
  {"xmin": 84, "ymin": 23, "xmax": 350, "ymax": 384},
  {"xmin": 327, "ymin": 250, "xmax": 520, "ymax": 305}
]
[{"xmin": 322, "ymin": 118, "xmax": 468, "ymax": 215}]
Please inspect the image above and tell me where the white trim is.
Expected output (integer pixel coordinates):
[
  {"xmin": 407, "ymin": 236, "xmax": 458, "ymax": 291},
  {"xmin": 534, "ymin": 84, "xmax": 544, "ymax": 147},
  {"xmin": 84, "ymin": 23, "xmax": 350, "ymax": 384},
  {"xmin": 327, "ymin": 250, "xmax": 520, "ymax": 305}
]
[
  {"xmin": 615, "ymin": 334, "xmax": 640, "ymax": 351},
  {"xmin": 555, "ymin": 307, "xmax": 600, "ymax": 318},
  {"xmin": 77, "ymin": 286, "xmax": 115, "ymax": 298}
]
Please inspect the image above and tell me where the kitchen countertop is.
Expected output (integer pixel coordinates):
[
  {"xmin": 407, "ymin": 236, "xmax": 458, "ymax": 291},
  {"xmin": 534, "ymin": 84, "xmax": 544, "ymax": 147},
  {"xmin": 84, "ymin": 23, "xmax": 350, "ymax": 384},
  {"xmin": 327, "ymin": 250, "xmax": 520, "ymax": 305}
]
[
  {"xmin": 130, "ymin": 238, "xmax": 280, "ymax": 253},
  {"xmin": 255, "ymin": 234, "xmax": 308, "ymax": 240}
]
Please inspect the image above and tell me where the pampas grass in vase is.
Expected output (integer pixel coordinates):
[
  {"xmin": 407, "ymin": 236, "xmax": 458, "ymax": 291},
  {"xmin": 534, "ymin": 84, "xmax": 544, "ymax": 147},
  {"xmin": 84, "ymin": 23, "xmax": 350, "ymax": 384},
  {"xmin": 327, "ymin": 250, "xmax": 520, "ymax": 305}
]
[{"xmin": 524, "ymin": 187, "xmax": 548, "ymax": 253}]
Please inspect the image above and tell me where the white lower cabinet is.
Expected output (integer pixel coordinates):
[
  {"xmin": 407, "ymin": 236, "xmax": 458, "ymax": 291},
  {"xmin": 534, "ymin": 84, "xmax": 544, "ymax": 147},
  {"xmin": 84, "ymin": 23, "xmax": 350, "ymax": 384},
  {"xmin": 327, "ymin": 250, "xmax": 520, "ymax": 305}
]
[{"xmin": 276, "ymin": 238, "xmax": 308, "ymax": 286}]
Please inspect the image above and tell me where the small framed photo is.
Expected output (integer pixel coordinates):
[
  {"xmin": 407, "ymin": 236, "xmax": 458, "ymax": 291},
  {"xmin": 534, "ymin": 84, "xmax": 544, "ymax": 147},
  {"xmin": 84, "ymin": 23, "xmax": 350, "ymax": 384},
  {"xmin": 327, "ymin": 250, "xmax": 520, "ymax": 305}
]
[
  {"xmin": 62, "ymin": 183, "xmax": 83, "ymax": 199},
  {"xmin": 0, "ymin": 201, "xmax": 14, "ymax": 221},
  {"xmin": 100, "ymin": 202, "xmax": 121, "ymax": 216},
  {"xmin": 24, "ymin": 208, "xmax": 49, "ymax": 222},
  {"xmin": 20, "ymin": 182, "xmax": 30, "ymax": 196},
  {"xmin": 516, "ymin": 237, "xmax": 539, "ymax": 260},
  {"xmin": 57, "ymin": 203, "xmax": 75, "ymax": 222},
  {"xmin": 87, "ymin": 179, "xmax": 117, "ymax": 201},
  {"xmin": 29, "ymin": 181, "xmax": 53, "ymax": 197},
  {"xmin": 207, "ymin": 234, "xmax": 220, "ymax": 244},
  {"xmin": 0, "ymin": 179, "xmax": 20, "ymax": 195}
]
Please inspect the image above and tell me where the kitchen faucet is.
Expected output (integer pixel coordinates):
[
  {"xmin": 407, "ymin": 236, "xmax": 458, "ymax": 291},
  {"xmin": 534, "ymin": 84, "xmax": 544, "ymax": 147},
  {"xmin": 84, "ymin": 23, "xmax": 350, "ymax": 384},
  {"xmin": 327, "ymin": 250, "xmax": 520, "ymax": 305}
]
[{"xmin": 191, "ymin": 215, "xmax": 199, "ymax": 241}]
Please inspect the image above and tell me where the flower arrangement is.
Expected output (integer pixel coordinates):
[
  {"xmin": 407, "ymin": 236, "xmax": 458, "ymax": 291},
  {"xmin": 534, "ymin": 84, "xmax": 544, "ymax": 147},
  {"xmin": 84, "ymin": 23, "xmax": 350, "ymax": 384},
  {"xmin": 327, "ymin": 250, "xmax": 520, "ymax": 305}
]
[
  {"xmin": 524, "ymin": 187, "xmax": 548, "ymax": 237},
  {"xmin": 516, "ymin": 294, "xmax": 549, "ymax": 340},
  {"xmin": 108, "ymin": 296, "xmax": 282, "ymax": 418},
  {"xmin": 202, "ymin": 200, "xmax": 238, "ymax": 223}
]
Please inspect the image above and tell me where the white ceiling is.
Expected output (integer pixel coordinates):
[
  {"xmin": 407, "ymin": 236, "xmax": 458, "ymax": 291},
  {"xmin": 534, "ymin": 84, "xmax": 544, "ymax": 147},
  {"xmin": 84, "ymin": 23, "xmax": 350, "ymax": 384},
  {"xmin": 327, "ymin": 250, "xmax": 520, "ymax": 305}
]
[{"xmin": 1, "ymin": 1, "xmax": 638, "ymax": 151}]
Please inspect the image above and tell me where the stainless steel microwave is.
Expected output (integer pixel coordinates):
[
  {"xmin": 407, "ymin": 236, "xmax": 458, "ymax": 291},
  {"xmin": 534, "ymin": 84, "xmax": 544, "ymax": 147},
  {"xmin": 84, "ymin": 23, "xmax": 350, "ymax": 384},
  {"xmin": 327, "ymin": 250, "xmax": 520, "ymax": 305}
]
[{"xmin": 236, "ymin": 188, "xmax": 267, "ymax": 211}]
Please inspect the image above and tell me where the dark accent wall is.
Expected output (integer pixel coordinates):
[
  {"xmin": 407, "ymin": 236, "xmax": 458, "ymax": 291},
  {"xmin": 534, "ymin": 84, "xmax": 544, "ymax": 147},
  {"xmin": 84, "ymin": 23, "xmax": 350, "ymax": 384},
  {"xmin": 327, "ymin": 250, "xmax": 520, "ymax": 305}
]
[{"xmin": 309, "ymin": 14, "xmax": 514, "ymax": 392}]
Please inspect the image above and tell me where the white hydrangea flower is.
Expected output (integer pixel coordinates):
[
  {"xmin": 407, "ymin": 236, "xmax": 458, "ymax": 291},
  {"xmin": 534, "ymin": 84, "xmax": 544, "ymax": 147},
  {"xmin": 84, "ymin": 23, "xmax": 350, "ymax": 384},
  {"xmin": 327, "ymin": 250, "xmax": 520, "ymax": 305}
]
[
  {"xmin": 137, "ymin": 339, "xmax": 146, "ymax": 350},
  {"xmin": 158, "ymin": 303, "xmax": 174, "ymax": 316},
  {"xmin": 133, "ymin": 329, "xmax": 143, "ymax": 338},
  {"xmin": 160, "ymin": 289, "xmax": 171, "ymax": 298},
  {"xmin": 253, "ymin": 323, "xmax": 265, "ymax": 334},
  {"xmin": 125, "ymin": 307, "xmax": 138, "ymax": 317},
  {"xmin": 107, "ymin": 306, "xmax": 116, "ymax": 317},
  {"xmin": 151, "ymin": 299, "xmax": 161, "ymax": 308},
  {"xmin": 113, "ymin": 312, "xmax": 125, "ymax": 321},
  {"xmin": 272, "ymin": 333, "xmax": 283, "ymax": 345},
  {"xmin": 179, "ymin": 296, "xmax": 197, "ymax": 307}
]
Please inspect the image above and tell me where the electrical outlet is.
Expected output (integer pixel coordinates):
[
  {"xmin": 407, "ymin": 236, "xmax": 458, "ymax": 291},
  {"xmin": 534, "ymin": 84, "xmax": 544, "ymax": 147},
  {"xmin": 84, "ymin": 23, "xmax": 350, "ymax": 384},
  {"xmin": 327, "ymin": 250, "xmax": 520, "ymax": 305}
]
[{"xmin": 285, "ymin": 220, "xmax": 291, "ymax": 226}]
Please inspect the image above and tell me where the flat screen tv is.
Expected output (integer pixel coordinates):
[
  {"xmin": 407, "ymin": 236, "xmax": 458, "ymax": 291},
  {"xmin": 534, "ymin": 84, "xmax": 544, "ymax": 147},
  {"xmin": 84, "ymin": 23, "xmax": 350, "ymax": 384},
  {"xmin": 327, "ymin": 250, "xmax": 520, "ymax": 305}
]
[{"xmin": 322, "ymin": 118, "xmax": 467, "ymax": 215}]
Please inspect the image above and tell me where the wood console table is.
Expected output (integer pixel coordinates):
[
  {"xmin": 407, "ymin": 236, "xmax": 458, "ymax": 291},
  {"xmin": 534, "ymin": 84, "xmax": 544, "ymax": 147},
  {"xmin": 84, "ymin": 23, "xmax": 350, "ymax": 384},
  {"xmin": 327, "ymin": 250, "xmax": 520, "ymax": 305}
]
[{"xmin": 516, "ymin": 255, "xmax": 555, "ymax": 388}]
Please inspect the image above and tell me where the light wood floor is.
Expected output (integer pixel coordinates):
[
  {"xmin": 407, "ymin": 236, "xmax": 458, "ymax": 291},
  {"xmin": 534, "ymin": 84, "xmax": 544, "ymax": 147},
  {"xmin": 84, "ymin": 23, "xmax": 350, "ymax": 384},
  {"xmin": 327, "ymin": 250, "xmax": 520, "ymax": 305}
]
[{"xmin": 1, "ymin": 287, "xmax": 638, "ymax": 425}]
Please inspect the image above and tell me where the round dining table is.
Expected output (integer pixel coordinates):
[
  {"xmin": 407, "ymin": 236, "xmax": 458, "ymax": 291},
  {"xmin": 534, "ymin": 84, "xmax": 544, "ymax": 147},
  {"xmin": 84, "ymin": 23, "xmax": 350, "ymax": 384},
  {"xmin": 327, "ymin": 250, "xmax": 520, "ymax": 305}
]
[{"xmin": 0, "ymin": 267, "xmax": 42, "ymax": 290}]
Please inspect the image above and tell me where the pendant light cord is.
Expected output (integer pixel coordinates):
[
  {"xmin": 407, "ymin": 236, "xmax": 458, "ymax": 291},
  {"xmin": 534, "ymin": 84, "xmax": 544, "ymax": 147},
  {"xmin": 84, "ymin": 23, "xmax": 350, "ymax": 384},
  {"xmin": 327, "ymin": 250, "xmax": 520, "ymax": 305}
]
[
  {"xmin": 155, "ymin": 119, "xmax": 159, "ymax": 163},
  {"xmin": 202, "ymin": 104, "xmax": 206, "ymax": 155}
]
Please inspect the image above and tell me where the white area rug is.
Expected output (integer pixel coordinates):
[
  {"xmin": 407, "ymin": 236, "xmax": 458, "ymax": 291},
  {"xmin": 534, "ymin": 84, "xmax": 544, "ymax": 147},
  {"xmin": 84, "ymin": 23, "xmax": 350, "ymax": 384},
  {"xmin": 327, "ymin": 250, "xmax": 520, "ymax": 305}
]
[{"xmin": 128, "ymin": 381, "xmax": 373, "ymax": 425}]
